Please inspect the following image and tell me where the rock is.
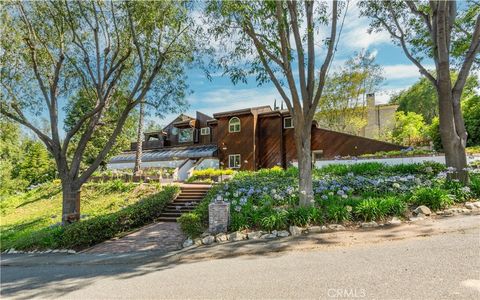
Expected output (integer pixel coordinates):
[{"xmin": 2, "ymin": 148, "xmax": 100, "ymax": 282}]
[
  {"xmin": 414, "ymin": 205, "xmax": 431, "ymax": 216},
  {"xmin": 201, "ymin": 232, "xmax": 211, "ymax": 238},
  {"xmin": 361, "ymin": 221, "xmax": 379, "ymax": 228},
  {"xmin": 7, "ymin": 248, "xmax": 16, "ymax": 254},
  {"xmin": 247, "ymin": 231, "xmax": 262, "ymax": 240},
  {"xmin": 289, "ymin": 225, "xmax": 303, "ymax": 236},
  {"xmin": 271, "ymin": 230, "xmax": 278, "ymax": 236},
  {"xmin": 460, "ymin": 208, "xmax": 471, "ymax": 213},
  {"xmin": 409, "ymin": 213, "xmax": 425, "ymax": 222},
  {"xmin": 277, "ymin": 230, "xmax": 290, "ymax": 237},
  {"xmin": 473, "ymin": 202, "xmax": 480, "ymax": 208},
  {"xmin": 307, "ymin": 226, "xmax": 323, "ymax": 233},
  {"xmin": 388, "ymin": 217, "xmax": 402, "ymax": 225},
  {"xmin": 328, "ymin": 224, "xmax": 346, "ymax": 231},
  {"xmin": 52, "ymin": 249, "xmax": 60, "ymax": 253},
  {"xmin": 261, "ymin": 233, "xmax": 277, "ymax": 239},
  {"xmin": 202, "ymin": 235, "xmax": 215, "ymax": 245},
  {"xmin": 44, "ymin": 249, "xmax": 52, "ymax": 253},
  {"xmin": 182, "ymin": 238, "xmax": 194, "ymax": 248},
  {"xmin": 67, "ymin": 250, "xmax": 76, "ymax": 254},
  {"xmin": 465, "ymin": 202, "xmax": 475, "ymax": 210},
  {"xmin": 228, "ymin": 231, "xmax": 246, "ymax": 241},
  {"xmin": 215, "ymin": 233, "xmax": 228, "ymax": 243},
  {"xmin": 193, "ymin": 238, "xmax": 203, "ymax": 246}
]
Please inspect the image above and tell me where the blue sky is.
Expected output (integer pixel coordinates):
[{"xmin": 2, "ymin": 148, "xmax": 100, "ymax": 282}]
[{"xmin": 152, "ymin": 3, "xmax": 430, "ymax": 125}]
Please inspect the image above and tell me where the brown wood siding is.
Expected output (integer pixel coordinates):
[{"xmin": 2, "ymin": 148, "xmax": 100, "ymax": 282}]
[
  {"xmin": 258, "ymin": 116, "xmax": 283, "ymax": 169},
  {"xmin": 284, "ymin": 125, "xmax": 404, "ymax": 164},
  {"xmin": 216, "ymin": 114, "xmax": 255, "ymax": 170}
]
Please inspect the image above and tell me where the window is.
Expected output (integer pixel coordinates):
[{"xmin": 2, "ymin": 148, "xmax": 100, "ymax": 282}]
[
  {"xmin": 178, "ymin": 128, "xmax": 193, "ymax": 143},
  {"xmin": 228, "ymin": 154, "xmax": 241, "ymax": 169},
  {"xmin": 284, "ymin": 117, "xmax": 294, "ymax": 129},
  {"xmin": 229, "ymin": 117, "xmax": 241, "ymax": 132},
  {"xmin": 200, "ymin": 127, "xmax": 210, "ymax": 135},
  {"xmin": 312, "ymin": 150, "xmax": 324, "ymax": 162}
]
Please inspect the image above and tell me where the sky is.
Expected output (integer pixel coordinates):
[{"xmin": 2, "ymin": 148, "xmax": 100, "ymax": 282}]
[{"xmin": 152, "ymin": 2, "xmax": 430, "ymax": 125}]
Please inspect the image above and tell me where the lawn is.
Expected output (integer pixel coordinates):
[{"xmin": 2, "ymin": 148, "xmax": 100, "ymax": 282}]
[{"xmin": 0, "ymin": 179, "xmax": 178, "ymax": 251}]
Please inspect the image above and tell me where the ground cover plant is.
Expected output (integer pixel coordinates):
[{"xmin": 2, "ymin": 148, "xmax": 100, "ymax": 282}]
[
  {"xmin": 179, "ymin": 162, "xmax": 480, "ymax": 237},
  {"xmin": 0, "ymin": 180, "xmax": 179, "ymax": 251}
]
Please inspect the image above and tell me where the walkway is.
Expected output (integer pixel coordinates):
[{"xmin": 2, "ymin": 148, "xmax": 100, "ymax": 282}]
[{"xmin": 85, "ymin": 222, "xmax": 185, "ymax": 253}]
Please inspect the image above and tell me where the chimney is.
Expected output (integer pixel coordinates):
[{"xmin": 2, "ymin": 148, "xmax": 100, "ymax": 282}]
[{"xmin": 366, "ymin": 93, "xmax": 375, "ymax": 108}]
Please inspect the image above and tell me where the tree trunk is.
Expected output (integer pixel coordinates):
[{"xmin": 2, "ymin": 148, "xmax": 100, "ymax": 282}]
[
  {"xmin": 61, "ymin": 181, "xmax": 81, "ymax": 225},
  {"xmin": 295, "ymin": 124, "xmax": 314, "ymax": 206},
  {"xmin": 133, "ymin": 101, "xmax": 145, "ymax": 176},
  {"xmin": 437, "ymin": 86, "xmax": 469, "ymax": 184}
]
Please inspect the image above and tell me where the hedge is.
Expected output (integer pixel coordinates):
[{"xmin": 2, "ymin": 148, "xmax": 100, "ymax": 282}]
[{"xmin": 61, "ymin": 185, "xmax": 179, "ymax": 249}]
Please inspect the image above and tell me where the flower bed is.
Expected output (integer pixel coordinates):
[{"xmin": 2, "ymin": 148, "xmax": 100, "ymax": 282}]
[
  {"xmin": 185, "ymin": 168, "xmax": 235, "ymax": 183},
  {"xmin": 178, "ymin": 162, "xmax": 480, "ymax": 238}
]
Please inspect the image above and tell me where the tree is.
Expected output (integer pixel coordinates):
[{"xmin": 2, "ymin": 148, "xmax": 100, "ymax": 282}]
[
  {"xmin": 462, "ymin": 92, "xmax": 480, "ymax": 147},
  {"xmin": 316, "ymin": 50, "xmax": 384, "ymax": 135},
  {"xmin": 1, "ymin": 1, "xmax": 194, "ymax": 224},
  {"xmin": 359, "ymin": 0, "xmax": 480, "ymax": 183},
  {"xmin": 392, "ymin": 111, "xmax": 428, "ymax": 146},
  {"xmin": 206, "ymin": 1, "xmax": 341, "ymax": 206},
  {"xmin": 390, "ymin": 74, "xmax": 479, "ymax": 124}
]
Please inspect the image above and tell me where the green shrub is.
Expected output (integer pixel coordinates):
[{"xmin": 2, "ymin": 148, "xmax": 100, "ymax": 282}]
[
  {"xmin": 260, "ymin": 209, "xmax": 288, "ymax": 231},
  {"xmin": 410, "ymin": 187, "xmax": 453, "ymax": 211},
  {"xmin": 470, "ymin": 174, "xmax": 480, "ymax": 198},
  {"xmin": 443, "ymin": 180, "xmax": 472, "ymax": 202},
  {"xmin": 287, "ymin": 207, "xmax": 311, "ymax": 227},
  {"xmin": 178, "ymin": 213, "xmax": 203, "ymax": 238},
  {"xmin": 61, "ymin": 185, "xmax": 179, "ymax": 248},
  {"xmin": 378, "ymin": 196, "xmax": 407, "ymax": 217},
  {"xmin": 326, "ymin": 204, "xmax": 351, "ymax": 223},
  {"xmin": 354, "ymin": 199, "xmax": 382, "ymax": 222}
]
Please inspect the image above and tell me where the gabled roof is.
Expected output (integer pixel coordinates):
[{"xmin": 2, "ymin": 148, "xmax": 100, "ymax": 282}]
[{"xmin": 213, "ymin": 106, "xmax": 272, "ymax": 118}]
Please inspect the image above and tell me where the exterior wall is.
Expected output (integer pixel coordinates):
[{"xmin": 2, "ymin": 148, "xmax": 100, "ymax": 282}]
[
  {"xmin": 216, "ymin": 114, "xmax": 256, "ymax": 170},
  {"xmin": 283, "ymin": 125, "xmax": 404, "ymax": 167},
  {"xmin": 258, "ymin": 115, "xmax": 284, "ymax": 169}
]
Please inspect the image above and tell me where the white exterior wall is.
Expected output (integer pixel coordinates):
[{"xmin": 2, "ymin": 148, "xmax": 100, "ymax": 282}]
[{"xmin": 289, "ymin": 155, "xmax": 480, "ymax": 168}]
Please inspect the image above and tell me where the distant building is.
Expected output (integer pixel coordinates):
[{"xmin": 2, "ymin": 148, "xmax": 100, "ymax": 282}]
[
  {"xmin": 108, "ymin": 105, "xmax": 403, "ymax": 173},
  {"xmin": 316, "ymin": 93, "xmax": 398, "ymax": 140},
  {"xmin": 362, "ymin": 94, "xmax": 398, "ymax": 140}
]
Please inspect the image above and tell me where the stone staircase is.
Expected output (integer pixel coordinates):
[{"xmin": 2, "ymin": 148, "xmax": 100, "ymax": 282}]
[{"xmin": 158, "ymin": 184, "xmax": 211, "ymax": 222}]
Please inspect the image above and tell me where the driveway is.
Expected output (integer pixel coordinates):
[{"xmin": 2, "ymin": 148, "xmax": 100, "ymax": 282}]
[{"xmin": 1, "ymin": 215, "xmax": 479, "ymax": 299}]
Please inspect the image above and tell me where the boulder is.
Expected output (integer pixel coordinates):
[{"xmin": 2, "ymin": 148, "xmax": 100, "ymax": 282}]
[
  {"xmin": 215, "ymin": 233, "xmax": 228, "ymax": 243},
  {"xmin": 289, "ymin": 225, "xmax": 303, "ymax": 236},
  {"xmin": 67, "ymin": 250, "xmax": 76, "ymax": 254},
  {"xmin": 277, "ymin": 230, "xmax": 290, "ymax": 237},
  {"xmin": 182, "ymin": 238, "xmax": 194, "ymax": 248},
  {"xmin": 261, "ymin": 233, "xmax": 277, "ymax": 239},
  {"xmin": 388, "ymin": 217, "xmax": 402, "ymax": 225},
  {"xmin": 228, "ymin": 231, "xmax": 246, "ymax": 241},
  {"xmin": 193, "ymin": 238, "xmax": 203, "ymax": 246},
  {"xmin": 328, "ymin": 224, "xmax": 346, "ymax": 231},
  {"xmin": 307, "ymin": 226, "xmax": 323, "ymax": 233},
  {"xmin": 414, "ymin": 206, "xmax": 431, "ymax": 216},
  {"xmin": 202, "ymin": 235, "xmax": 215, "ymax": 245},
  {"xmin": 473, "ymin": 202, "xmax": 480, "ymax": 208},
  {"xmin": 465, "ymin": 202, "xmax": 476, "ymax": 210},
  {"xmin": 247, "ymin": 231, "xmax": 262, "ymax": 240},
  {"xmin": 361, "ymin": 221, "xmax": 379, "ymax": 228}
]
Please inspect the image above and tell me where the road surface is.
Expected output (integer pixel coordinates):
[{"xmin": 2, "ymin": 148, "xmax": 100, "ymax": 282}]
[{"xmin": 1, "ymin": 217, "xmax": 479, "ymax": 299}]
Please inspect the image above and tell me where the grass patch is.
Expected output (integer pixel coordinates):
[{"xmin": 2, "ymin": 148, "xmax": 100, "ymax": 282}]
[{"xmin": 0, "ymin": 180, "xmax": 178, "ymax": 251}]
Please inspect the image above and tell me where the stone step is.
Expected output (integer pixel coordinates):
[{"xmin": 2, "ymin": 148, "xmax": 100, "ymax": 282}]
[
  {"xmin": 174, "ymin": 198, "xmax": 203, "ymax": 202},
  {"xmin": 163, "ymin": 208, "xmax": 194, "ymax": 213},
  {"xmin": 159, "ymin": 212, "xmax": 183, "ymax": 217},
  {"xmin": 157, "ymin": 216, "xmax": 178, "ymax": 222}
]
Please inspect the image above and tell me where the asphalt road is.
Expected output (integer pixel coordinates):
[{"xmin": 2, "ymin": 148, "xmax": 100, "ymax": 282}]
[{"xmin": 2, "ymin": 224, "xmax": 479, "ymax": 299}]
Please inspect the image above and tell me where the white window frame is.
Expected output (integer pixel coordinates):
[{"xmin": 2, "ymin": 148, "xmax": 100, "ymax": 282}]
[
  {"xmin": 200, "ymin": 127, "xmax": 210, "ymax": 135},
  {"xmin": 284, "ymin": 117, "xmax": 294, "ymax": 129},
  {"xmin": 312, "ymin": 150, "xmax": 324, "ymax": 162},
  {"xmin": 228, "ymin": 117, "xmax": 241, "ymax": 133},
  {"xmin": 228, "ymin": 154, "xmax": 241, "ymax": 169}
]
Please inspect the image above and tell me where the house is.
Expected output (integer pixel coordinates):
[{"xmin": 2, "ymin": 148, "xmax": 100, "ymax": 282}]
[{"xmin": 107, "ymin": 105, "xmax": 403, "ymax": 173}]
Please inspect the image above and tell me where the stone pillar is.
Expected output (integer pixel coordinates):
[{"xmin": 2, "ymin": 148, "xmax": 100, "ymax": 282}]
[{"xmin": 209, "ymin": 200, "xmax": 230, "ymax": 234}]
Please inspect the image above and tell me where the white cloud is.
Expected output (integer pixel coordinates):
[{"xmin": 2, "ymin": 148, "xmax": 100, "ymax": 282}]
[{"xmin": 383, "ymin": 64, "xmax": 424, "ymax": 80}]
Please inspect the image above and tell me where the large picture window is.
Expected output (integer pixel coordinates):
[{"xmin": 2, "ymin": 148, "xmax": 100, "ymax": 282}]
[
  {"xmin": 228, "ymin": 154, "xmax": 241, "ymax": 169},
  {"xmin": 229, "ymin": 117, "xmax": 241, "ymax": 133},
  {"xmin": 178, "ymin": 128, "xmax": 193, "ymax": 143}
]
